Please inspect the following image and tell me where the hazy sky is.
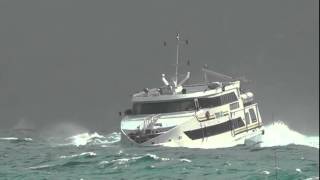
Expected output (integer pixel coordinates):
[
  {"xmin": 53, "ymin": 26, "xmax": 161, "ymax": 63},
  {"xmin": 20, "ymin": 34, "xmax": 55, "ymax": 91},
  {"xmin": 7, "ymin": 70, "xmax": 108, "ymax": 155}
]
[{"xmin": 0, "ymin": 0, "xmax": 318, "ymax": 134}]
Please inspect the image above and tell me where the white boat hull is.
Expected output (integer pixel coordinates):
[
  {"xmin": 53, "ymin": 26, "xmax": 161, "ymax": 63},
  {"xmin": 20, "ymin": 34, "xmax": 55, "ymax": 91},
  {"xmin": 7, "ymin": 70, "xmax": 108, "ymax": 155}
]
[{"xmin": 120, "ymin": 112, "xmax": 264, "ymax": 149}]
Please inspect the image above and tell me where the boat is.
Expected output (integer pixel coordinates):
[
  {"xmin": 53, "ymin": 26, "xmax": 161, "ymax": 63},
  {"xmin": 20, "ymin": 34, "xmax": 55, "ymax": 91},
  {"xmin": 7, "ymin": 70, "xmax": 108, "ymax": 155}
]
[{"xmin": 120, "ymin": 33, "xmax": 265, "ymax": 149}]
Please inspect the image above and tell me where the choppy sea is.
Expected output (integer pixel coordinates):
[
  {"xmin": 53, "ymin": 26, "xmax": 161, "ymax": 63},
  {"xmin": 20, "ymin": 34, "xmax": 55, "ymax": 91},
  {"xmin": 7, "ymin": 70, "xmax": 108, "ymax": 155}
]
[{"xmin": 0, "ymin": 121, "xmax": 318, "ymax": 180}]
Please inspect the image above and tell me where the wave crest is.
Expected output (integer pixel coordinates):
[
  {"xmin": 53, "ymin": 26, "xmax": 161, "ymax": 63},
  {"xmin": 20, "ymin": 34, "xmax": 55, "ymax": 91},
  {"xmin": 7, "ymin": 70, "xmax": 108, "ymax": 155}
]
[
  {"xmin": 59, "ymin": 152, "xmax": 97, "ymax": 159},
  {"xmin": 65, "ymin": 132, "xmax": 120, "ymax": 147},
  {"xmin": 260, "ymin": 121, "xmax": 319, "ymax": 148}
]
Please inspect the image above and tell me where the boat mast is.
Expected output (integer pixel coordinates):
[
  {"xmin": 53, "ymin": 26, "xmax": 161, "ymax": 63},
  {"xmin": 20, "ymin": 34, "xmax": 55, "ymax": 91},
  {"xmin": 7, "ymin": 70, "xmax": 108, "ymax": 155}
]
[{"xmin": 175, "ymin": 32, "xmax": 180, "ymax": 87}]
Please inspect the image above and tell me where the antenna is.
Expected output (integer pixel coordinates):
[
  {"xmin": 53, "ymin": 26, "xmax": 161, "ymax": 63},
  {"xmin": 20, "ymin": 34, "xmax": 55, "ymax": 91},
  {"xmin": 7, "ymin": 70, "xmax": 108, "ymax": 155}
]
[
  {"xmin": 203, "ymin": 64, "xmax": 208, "ymax": 83},
  {"xmin": 202, "ymin": 66, "xmax": 233, "ymax": 81},
  {"xmin": 202, "ymin": 65, "xmax": 251, "ymax": 84},
  {"xmin": 175, "ymin": 32, "xmax": 180, "ymax": 87},
  {"xmin": 174, "ymin": 32, "xmax": 189, "ymax": 87}
]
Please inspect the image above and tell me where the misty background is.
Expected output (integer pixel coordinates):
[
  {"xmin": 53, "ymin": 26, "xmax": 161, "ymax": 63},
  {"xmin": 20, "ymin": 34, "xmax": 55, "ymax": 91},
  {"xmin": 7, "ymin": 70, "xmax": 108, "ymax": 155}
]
[{"xmin": 0, "ymin": 0, "xmax": 318, "ymax": 134}]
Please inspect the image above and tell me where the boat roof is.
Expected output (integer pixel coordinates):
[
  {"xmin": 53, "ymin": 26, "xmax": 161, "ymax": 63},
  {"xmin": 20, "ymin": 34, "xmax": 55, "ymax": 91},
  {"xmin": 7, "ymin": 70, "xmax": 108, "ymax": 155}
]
[
  {"xmin": 132, "ymin": 81, "xmax": 240, "ymax": 102},
  {"xmin": 130, "ymin": 33, "xmax": 244, "ymax": 103}
]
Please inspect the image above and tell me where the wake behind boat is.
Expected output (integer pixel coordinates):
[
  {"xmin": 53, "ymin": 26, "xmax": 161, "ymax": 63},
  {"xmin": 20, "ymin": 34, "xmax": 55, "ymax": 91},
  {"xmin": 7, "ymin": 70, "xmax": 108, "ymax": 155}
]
[{"xmin": 120, "ymin": 33, "xmax": 265, "ymax": 149}]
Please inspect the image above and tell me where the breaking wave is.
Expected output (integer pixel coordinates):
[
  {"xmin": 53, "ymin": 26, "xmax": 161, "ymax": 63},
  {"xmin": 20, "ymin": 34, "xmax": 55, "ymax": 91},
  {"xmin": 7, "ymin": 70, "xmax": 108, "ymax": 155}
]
[
  {"xmin": 53, "ymin": 122, "xmax": 318, "ymax": 149},
  {"xmin": 65, "ymin": 132, "xmax": 120, "ymax": 147},
  {"xmin": 260, "ymin": 121, "xmax": 319, "ymax": 148}
]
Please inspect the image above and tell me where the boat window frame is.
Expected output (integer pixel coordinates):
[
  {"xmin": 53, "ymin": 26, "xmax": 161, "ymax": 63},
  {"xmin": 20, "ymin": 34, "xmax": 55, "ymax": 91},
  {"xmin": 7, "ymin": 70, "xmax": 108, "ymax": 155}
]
[
  {"xmin": 198, "ymin": 92, "xmax": 238, "ymax": 109},
  {"xmin": 245, "ymin": 112, "xmax": 250, "ymax": 124},
  {"xmin": 249, "ymin": 108, "xmax": 257, "ymax": 123},
  {"xmin": 132, "ymin": 98, "xmax": 197, "ymax": 115}
]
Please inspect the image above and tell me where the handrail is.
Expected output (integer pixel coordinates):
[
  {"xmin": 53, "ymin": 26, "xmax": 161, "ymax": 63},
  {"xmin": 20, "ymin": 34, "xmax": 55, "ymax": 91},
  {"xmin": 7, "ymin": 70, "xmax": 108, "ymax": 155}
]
[
  {"xmin": 142, "ymin": 114, "xmax": 161, "ymax": 132},
  {"xmin": 229, "ymin": 113, "xmax": 235, "ymax": 137}
]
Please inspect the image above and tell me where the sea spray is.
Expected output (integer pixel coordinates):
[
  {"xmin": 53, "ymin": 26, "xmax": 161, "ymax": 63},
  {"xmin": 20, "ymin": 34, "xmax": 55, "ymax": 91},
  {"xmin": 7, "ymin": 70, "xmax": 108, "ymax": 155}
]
[
  {"xmin": 65, "ymin": 132, "xmax": 121, "ymax": 146},
  {"xmin": 62, "ymin": 121, "xmax": 318, "ymax": 149},
  {"xmin": 260, "ymin": 121, "xmax": 319, "ymax": 148}
]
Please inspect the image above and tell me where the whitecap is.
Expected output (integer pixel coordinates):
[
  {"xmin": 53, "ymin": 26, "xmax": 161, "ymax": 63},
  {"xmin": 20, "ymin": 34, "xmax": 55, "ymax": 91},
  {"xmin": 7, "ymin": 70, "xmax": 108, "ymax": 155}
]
[
  {"xmin": 64, "ymin": 132, "xmax": 121, "ymax": 146},
  {"xmin": 161, "ymin": 157, "xmax": 170, "ymax": 161},
  {"xmin": 144, "ymin": 153, "xmax": 170, "ymax": 161},
  {"xmin": 59, "ymin": 152, "xmax": 96, "ymax": 159},
  {"xmin": 262, "ymin": 170, "xmax": 270, "ymax": 175},
  {"xmin": 111, "ymin": 158, "xmax": 130, "ymax": 165},
  {"xmin": 179, "ymin": 158, "xmax": 192, "ymax": 163},
  {"xmin": 260, "ymin": 121, "xmax": 319, "ymax": 148},
  {"xmin": 28, "ymin": 164, "xmax": 52, "ymax": 170},
  {"xmin": 110, "ymin": 154, "xmax": 170, "ymax": 165},
  {"xmin": 99, "ymin": 161, "xmax": 110, "ymax": 165},
  {"xmin": 66, "ymin": 132, "xmax": 104, "ymax": 146},
  {"xmin": 296, "ymin": 168, "xmax": 302, "ymax": 173},
  {"xmin": 146, "ymin": 153, "xmax": 159, "ymax": 160}
]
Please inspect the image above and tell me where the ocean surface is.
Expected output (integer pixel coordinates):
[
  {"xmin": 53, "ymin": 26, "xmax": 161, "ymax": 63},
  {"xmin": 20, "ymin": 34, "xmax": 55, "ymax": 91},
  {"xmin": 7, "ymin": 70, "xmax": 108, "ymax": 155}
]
[{"xmin": 0, "ymin": 121, "xmax": 318, "ymax": 180}]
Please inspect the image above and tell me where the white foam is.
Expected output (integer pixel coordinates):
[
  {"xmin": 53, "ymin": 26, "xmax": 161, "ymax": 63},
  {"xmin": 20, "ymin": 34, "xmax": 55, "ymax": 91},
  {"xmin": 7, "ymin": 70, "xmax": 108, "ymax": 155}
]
[
  {"xmin": 65, "ymin": 132, "xmax": 120, "ymax": 146},
  {"xmin": 296, "ymin": 168, "xmax": 302, "ymax": 173},
  {"xmin": 99, "ymin": 160, "xmax": 110, "ymax": 165},
  {"xmin": 59, "ymin": 152, "xmax": 96, "ymax": 159},
  {"xmin": 179, "ymin": 158, "xmax": 192, "ymax": 163},
  {"xmin": 66, "ymin": 132, "xmax": 103, "ymax": 146},
  {"xmin": 262, "ymin": 170, "xmax": 270, "ymax": 175},
  {"xmin": 145, "ymin": 153, "xmax": 170, "ymax": 161},
  {"xmin": 28, "ymin": 164, "xmax": 52, "ymax": 170},
  {"xmin": 111, "ymin": 158, "xmax": 130, "ymax": 165},
  {"xmin": 24, "ymin": 138, "xmax": 33, "ymax": 141},
  {"xmin": 109, "ymin": 154, "xmax": 170, "ymax": 165},
  {"xmin": 260, "ymin": 121, "xmax": 319, "ymax": 148}
]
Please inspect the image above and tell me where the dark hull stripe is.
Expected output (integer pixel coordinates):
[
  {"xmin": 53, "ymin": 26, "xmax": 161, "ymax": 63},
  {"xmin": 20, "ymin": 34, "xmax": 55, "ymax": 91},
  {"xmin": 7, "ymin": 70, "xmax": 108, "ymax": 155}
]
[
  {"xmin": 128, "ymin": 133, "xmax": 160, "ymax": 144},
  {"xmin": 184, "ymin": 117, "xmax": 245, "ymax": 140}
]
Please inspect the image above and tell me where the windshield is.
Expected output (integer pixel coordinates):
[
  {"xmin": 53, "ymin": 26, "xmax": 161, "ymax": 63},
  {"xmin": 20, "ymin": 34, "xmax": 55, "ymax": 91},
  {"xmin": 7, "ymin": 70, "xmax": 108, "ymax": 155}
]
[
  {"xmin": 132, "ymin": 99, "xmax": 195, "ymax": 115},
  {"xmin": 198, "ymin": 92, "xmax": 237, "ymax": 109}
]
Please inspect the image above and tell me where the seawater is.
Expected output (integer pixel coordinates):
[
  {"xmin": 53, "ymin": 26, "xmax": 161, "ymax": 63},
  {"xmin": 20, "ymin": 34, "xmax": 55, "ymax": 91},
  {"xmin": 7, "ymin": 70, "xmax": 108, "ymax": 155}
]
[{"xmin": 0, "ymin": 121, "xmax": 318, "ymax": 180}]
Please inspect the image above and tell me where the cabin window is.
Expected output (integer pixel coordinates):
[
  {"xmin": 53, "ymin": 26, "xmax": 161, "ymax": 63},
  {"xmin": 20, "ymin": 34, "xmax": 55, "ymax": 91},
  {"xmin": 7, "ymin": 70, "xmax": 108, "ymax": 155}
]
[
  {"xmin": 198, "ymin": 96, "xmax": 221, "ymax": 108},
  {"xmin": 198, "ymin": 92, "xmax": 237, "ymax": 109},
  {"xmin": 230, "ymin": 102, "xmax": 239, "ymax": 110},
  {"xmin": 231, "ymin": 118, "xmax": 239, "ymax": 129},
  {"xmin": 249, "ymin": 108, "xmax": 257, "ymax": 122},
  {"xmin": 132, "ymin": 99, "xmax": 195, "ymax": 115},
  {"xmin": 220, "ymin": 92, "xmax": 237, "ymax": 104}
]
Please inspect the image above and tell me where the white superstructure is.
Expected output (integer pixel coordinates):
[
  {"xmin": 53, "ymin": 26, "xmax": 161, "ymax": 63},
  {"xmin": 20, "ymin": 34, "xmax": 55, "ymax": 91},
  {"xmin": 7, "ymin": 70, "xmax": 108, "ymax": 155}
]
[{"xmin": 120, "ymin": 33, "xmax": 264, "ymax": 149}]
